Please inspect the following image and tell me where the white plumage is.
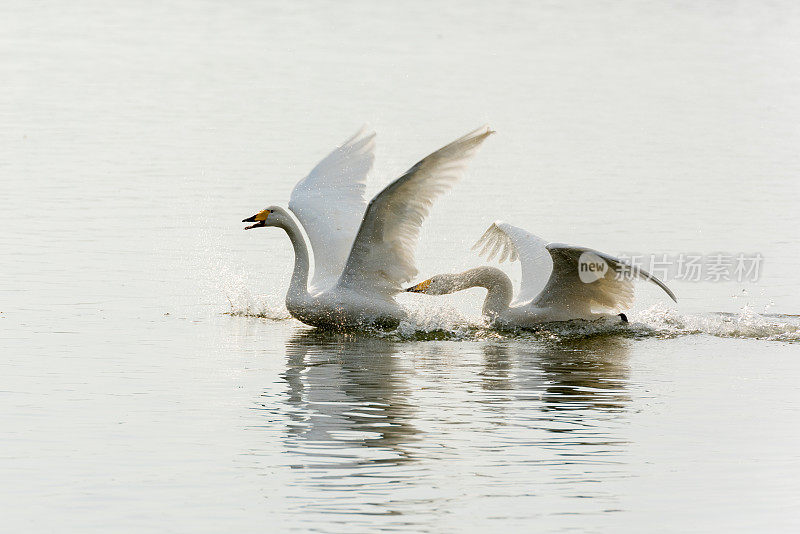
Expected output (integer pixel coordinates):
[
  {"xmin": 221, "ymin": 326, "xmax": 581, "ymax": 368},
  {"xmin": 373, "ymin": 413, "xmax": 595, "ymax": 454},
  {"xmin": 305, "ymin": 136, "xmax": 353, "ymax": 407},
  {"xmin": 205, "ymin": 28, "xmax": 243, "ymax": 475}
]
[
  {"xmin": 407, "ymin": 221, "xmax": 677, "ymax": 327},
  {"xmin": 288, "ymin": 127, "xmax": 374, "ymax": 291},
  {"xmin": 339, "ymin": 128, "xmax": 491, "ymax": 296},
  {"xmin": 243, "ymin": 125, "xmax": 494, "ymax": 329}
]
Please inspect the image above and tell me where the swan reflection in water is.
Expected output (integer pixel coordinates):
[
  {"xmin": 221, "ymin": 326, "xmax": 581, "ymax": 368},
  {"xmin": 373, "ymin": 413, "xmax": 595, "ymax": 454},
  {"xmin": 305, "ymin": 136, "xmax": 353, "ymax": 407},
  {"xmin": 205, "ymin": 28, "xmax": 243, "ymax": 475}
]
[
  {"xmin": 274, "ymin": 330, "xmax": 631, "ymax": 466},
  {"xmin": 279, "ymin": 330, "xmax": 418, "ymax": 468},
  {"xmin": 481, "ymin": 335, "xmax": 631, "ymax": 411},
  {"xmin": 479, "ymin": 334, "xmax": 632, "ymax": 486},
  {"xmin": 265, "ymin": 330, "xmax": 633, "ymax": 523}
]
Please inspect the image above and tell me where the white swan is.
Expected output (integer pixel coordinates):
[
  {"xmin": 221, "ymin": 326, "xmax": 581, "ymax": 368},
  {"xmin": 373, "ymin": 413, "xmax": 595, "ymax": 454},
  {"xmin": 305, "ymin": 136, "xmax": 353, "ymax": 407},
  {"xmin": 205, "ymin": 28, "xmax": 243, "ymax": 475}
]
[
  {"xmin": 406, "ymin": 221, "xmax": 677, "ymax": 327},
  {"xmin": 242, "ymin": 125, "xmax": 494, "ymax": 329}
]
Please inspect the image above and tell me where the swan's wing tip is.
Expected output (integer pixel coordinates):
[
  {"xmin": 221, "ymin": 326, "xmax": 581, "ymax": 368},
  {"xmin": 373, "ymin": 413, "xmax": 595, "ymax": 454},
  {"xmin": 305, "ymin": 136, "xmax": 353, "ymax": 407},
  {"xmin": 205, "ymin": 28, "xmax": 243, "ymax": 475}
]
[
  {"xmin": 471, "ymin": 222, "xmax": 492, "ymax": 252},
  {"xmin": 472, "ymin": 221, "xmax": 519, "ymax": 263},
  {"xmin": 457, "ymin": 125, "xmax": 495, "ymax": 145},
  {"xmin": 660, "ymin": 281, "xmax": 678, "ymax": 303},
  {"xmin": 618, "ymin": 255, "xmax": 678, "ymax": 304},
  {"xmin": 640, "ymin": 271, "xmax": 678, "ymax": 304},
  {"xmin": 591, "ymin": 248, "xmax": 679, "ymax": 305},
  {"xmin": 476, "ymin": 125, "xmax": 496, "ymax": 138}
]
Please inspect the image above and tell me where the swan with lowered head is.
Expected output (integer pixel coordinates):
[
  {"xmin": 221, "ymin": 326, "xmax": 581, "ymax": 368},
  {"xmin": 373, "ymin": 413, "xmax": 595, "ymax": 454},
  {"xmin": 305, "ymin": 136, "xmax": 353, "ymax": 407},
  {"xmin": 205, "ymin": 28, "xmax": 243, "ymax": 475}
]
[
  {"xmin": 242, "ymin": 126, "xmax": 494, "ymax": 329},
  {"xmin": 406, "ymin": 221, "xmax": 677, "ymax": 328}
]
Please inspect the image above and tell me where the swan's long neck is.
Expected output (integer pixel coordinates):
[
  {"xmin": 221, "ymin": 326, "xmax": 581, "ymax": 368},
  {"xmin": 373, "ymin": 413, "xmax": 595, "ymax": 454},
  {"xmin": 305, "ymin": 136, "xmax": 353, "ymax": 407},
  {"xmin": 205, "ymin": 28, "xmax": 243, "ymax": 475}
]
[
  {"xmin": 450, "ymin": 266, "xmax": 513, "ymax": 318},
  {"xmin": 274, "ymin": 209, "xmax": 311, "ymax": 300}
]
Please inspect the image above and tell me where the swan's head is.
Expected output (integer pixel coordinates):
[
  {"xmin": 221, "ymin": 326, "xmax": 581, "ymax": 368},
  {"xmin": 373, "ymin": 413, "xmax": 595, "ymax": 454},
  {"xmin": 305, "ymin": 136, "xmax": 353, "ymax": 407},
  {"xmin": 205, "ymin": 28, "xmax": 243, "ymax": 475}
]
[
  {"xmin": 405, "ymin": 274, "xmax": 458, "ymax": 296},
  {"xmin": 242, "ymin": 206, "xmax": 284, "ymax": 230}
]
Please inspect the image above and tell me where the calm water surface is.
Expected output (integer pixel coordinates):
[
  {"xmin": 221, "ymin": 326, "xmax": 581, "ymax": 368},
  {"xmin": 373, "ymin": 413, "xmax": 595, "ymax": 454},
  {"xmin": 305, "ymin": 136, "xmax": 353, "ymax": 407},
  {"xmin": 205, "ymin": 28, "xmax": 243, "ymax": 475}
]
[{"xmin": 2, "ymin": 1, "xmax": 800, "ymax": 532}]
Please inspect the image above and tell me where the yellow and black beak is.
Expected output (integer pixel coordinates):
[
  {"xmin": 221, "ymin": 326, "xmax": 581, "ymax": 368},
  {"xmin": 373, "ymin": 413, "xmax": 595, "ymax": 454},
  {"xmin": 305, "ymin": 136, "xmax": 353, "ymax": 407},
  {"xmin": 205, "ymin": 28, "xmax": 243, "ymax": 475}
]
[
  {"xmin": 242, "ymin": 209, "xmax": 271, "ymax": 230},
  {"xmin": 405, "ymin": 279, "xmax": 432, "ymax": 293}
]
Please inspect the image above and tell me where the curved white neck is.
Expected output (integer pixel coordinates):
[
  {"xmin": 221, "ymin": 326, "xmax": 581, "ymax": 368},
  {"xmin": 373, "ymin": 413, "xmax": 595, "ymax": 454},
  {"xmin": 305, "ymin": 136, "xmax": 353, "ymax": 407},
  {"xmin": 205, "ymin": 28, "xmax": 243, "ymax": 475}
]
[
  {"xmin": 273, "ymin": 208, "xmax": 311, "ymax": 300},
  {"xmin": 451, "ymin": 267, "xmax": 513, "ymax": 318}
]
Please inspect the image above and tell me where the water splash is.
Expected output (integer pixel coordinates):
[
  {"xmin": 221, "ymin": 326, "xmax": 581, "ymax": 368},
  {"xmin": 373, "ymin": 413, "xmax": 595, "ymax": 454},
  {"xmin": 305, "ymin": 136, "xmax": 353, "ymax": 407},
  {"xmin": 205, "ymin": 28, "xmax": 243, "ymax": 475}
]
[
  {"xmin": 224, "ymin": 300, "xmax": 291, "ymax": 320},
  {"xmin": 210, "ymin": 265, "xmax": 291, "ymax": 320},
  {"xmin": 223, "ymin": 291, "xmax": 800, "ymax": 343},
  {"xmin": 223, "ymin": 292, "xmax": 290, "ymax": 320},
  {"xmin": 396, "ymin": 299, "xmax": 485, "ymax": 339},
  {"xmin": 634, "ymin": 304, "xmax": 800, "ymax": 342}
]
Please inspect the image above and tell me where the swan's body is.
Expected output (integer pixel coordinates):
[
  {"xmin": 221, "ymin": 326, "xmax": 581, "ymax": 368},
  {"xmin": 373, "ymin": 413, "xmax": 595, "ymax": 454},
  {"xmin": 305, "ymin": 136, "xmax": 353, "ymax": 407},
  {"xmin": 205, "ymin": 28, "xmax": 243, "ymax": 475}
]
[
  {"xmin": 242, "ymin": 126, "xmax": 493, "ymax": 329},
  {"xmin": 406, "ymin": 222, "xmax": 677, "ymax": 328}
]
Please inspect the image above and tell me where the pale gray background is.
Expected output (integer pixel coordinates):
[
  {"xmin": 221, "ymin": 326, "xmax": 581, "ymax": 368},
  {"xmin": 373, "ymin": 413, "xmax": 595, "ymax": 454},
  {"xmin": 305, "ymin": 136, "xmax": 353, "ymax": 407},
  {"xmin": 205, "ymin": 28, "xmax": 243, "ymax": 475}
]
[{"xmin": 2, "ymin": 1, "xmax": 799, "ymax": 532}]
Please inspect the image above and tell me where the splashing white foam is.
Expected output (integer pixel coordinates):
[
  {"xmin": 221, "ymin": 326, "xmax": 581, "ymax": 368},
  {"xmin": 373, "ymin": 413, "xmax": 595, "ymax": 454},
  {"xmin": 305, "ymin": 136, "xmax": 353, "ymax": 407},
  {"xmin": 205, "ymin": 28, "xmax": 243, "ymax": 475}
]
[
  {"xmin": 633, "ymin": 304, "xmax": 800, "ymax": 342},
  {"xmin": 225, "ymin": 298, "xmax": 291, "ymax": 320},
  {"xmin": 203, "ymin": 263, "xmax": 290, "ymax": 320},
  {"xmin": 211, "ymin": 254, "xmax": 799, "ymax": 343},
  {"xmin": 223, "ymin": 297, "xmax": 800, "ymax": 342},
  {"xmin": 393, "ymin": 299, "xmax": 492, "ymax": 340},
  {"xmin": 221, "ymin": 277, "xmax": 290, "ymax": 320}
]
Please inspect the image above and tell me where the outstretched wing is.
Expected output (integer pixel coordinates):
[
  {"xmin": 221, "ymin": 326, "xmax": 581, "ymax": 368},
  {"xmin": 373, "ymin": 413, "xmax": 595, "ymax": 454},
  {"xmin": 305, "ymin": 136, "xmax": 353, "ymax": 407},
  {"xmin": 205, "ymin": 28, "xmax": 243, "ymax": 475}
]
[
  {"xmin": 472, "ymin": 221, "xmax": 552, "ymax": 304},
  {"xmin": 534, "ymin": 244, "xmax": 677, "ymax": 312},
  {"xmin": 337, "ymin": 125, "xmax": 494, "ymax": 296},
  {"xmin": 289, "ymin": 127, "xmax": 375, "ymax": 291}
]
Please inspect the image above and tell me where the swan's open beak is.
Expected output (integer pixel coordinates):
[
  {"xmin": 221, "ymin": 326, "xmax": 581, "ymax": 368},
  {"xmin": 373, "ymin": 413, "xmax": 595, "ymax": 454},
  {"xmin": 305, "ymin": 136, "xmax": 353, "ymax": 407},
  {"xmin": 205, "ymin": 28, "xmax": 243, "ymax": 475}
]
[
  {"xmin": 405, "ymin": 279, "xmax": 432, "ymax": 293},
  {"xmin": 243, "ymin": 209, "xmax": 271, "ymax": 230}
]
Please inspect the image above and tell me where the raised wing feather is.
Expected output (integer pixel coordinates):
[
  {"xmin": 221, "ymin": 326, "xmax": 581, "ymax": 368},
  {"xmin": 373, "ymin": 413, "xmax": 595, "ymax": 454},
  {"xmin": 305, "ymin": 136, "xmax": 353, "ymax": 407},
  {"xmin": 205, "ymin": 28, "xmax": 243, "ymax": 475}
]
[
  {"xmin": 472, "ymin": 221, "xmax": 552, "ymax": 304},
  {"xmin": 338, "ymin": 126, "xmax": 494, "ymax": 296},
  {"xmin": 289, "ymin": 127, "xmax": 375, "ymax": 291},
  {"xmin": 534, "ymin": 245, "xmax": 677, "ymax": 312}
]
